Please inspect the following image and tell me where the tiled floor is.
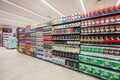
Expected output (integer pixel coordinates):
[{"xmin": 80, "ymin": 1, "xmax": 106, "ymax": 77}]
[{"xmin": 0, "ymin": 47, "xmax": 100, "ymax": 80}]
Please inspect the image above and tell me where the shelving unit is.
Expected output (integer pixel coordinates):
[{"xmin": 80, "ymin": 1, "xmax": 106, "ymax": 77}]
[
  {"xmin": 30, "ymin": 28, "xmax": 37, "ymax": 56},
  {"xmin": 17, "ymin": 5, "xmax": 120, "ymax": 80},
  {"xmin": 42, "ymin": 24, "xmax": 52, "ymax": 61},
  {"xmin": 0, "ymin": 27, "xmax": 12, "ymax": 47},
  {"xmin": 79, "ymin": 6, "xmax": 120, "ymax": 80},
  {"xmin": 17, "ymin": 27, "xmax": 25, "ymax": 53},
  {"xmin": 52, "ymin": 20, "xmax": 80, "ymax": 68},
  {"xmin": 35, "ymin": 26, "xmax": 44, "ymax": 58}
]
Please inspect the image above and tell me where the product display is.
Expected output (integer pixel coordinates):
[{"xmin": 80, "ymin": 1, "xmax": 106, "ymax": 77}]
[
  {"xmin": 17, "ymin": 5, "xmax": 120, "ymax": 80},
  {"xmin": 79, "ymin": 63, "xmax": 120, "ymax": 80},
  {"xmin": 42, "ymin": 25, "xmax": 52, "ymax": 61},
  {"xmin": 52, "ymin": 13, "xmax": 81, "ymax": 25},
  {"xmin": 78, "ymin": 55, "xmax": 120, "ymax": 70},
  {"xmin": 0, "ymin": 27, "xmax": 12, "ymax": 47},
  {"xmin": 52, "ymin": 18, "xmax": 80, "ymax": 69},
  {"xmin": 79, "ymin": 5, "xmax": 120, "ymax": 80}
]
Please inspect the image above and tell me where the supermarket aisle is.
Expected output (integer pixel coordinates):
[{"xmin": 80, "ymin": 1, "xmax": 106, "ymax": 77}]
[{"xmin": 0, "ymin": 47, "xmax": 100, "ymax": 80}]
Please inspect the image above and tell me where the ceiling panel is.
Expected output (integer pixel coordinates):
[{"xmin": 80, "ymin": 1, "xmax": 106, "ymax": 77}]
[
  {"xmin": 83, "ymin": 0, "xmax": 118, "ymax": 12},
  {"xmin": 9, "ymin": 0, "xmax": 60, "ymax": 18},
  {"xmin": 0, "ymin": 17, "xmax": 27, "ymax": 27},
  {"xmin": 0, "ymin": 10, "xmax": 39, "ymax": 24},
  {"xmin": 0, "ymin": 0, "xmax": 119, "ymax": 27},
  {"xmin": 46, "ymin": 0, "xmax": 83, "ymax": 15},
  {"xmin": 0, "ymin": 0, "xmax": 47, "ymax": 22}
]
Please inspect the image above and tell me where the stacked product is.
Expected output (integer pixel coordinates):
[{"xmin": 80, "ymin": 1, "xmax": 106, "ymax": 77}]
[
  {"xmin": 0, "ymin": 34, "xmax": 1, "ymax": 46},
  {"xmin": 18, "ymin": 27, "xmax": 25, "ymax": 53},
  {"xmin": 17, "ymin": 5, "xmax": 120, "ymax": 80},
  {"xmin": 24, "ymin": 27, "xmax": 31, "ymax": 55},
  {"xmin": 2, "ymin": 33, "xmax": 12, "ymax": 47},
  {"xmin": 35, "ymin": 27, "xmax": 44, "ymax": 58},
  {"xmin": 52, "ymin": 20, "xmax": 80, "ymax": 68},
  {"xmin": 79, "ymin": 5, "xmax": 120, "ymax": 80},
  {"xmin": 52, "ymin": 13, "xmax": 81, "ymax": 24},
  {"xmin": 30, "ymin": 28, "xmax": 37, "ymax": 56},
  {"xmin": 0, "ymin": 27, "xmax": 12, "ymax": 47},
  {"xmin": 42, "ymin": 24, "xmax": 52, "ymax": 61}
]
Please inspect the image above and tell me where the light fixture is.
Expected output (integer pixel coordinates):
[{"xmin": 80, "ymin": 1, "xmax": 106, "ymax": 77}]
[
  {"xmin": 41, "ymin": 0, "xmax": 64, "ymax": 16},
  {"xmin": 116, "ymin": 0, "xmax": 120, "ymax": 5},
  {"xmin": 79, "ymin": 0, "xmax": 86, "ymax": 14},
  {"xmin": 2, "ymin": 0, "xmax": 50, "ymax": 20}
]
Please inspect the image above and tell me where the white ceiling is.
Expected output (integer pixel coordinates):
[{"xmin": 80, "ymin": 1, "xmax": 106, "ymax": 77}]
[{"xmin": 0, "ymin": 0, "xmax": 119, "ymax": 28}]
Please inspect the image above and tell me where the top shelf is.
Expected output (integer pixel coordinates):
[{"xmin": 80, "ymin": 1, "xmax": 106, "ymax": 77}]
[
  {"xmin": 51, "ymin": 19, "xmax": 81, "ymax": 26},
  {"xmin": 51, "ymin": 11, "xmax": 120, "ymax": 26},
  {"xmin": 81, "ymin": 11, "xmax": 120, "ymax": 21}
]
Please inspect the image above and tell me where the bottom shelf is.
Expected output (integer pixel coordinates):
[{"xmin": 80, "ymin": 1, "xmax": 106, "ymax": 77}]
[{"xmin": 19, "ymin": 52, "xmax": 106, "ymax": 80}]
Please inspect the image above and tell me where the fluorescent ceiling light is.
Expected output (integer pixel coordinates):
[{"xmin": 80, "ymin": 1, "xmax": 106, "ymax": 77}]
[
  {"xmin": 41, "ymin": 0, "xmax": 64, "ymax": 16},
  {"xmin": 0, "ymin": 10, "xmax": 38, "ymax": 23},
  {"xmin": 2, "ymin": 0, "xmax": 50, "ymax": 20},
  {"xmin": 116, "ymin": 0, "xmax": 120, "ymax": 5},
  {"xmin": 79, "ymin": 0, "xmax": 86, "ymax": 14}
]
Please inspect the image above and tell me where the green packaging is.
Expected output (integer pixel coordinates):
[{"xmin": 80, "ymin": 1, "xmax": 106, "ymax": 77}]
[
  {"xmin": 107, "ymin": 71, "xmax": 120, "ymax": 80},
  {"xmin": 99, "ymin": 69, "xmax": 106, "ymax": 79},
  {"xmin": 97, "ymin": 58, "xmax": 106, "ymax": 67},
  {"xmin": 86, "ymin": 65, "xmax": 93, "ymax": 73},
  {"xmin": 91, "ymin": 47, "xmax": 95, "ymax": 53},
  {"xmin": 86, "ymin": 56, "xmax": 96, "ymax": 63},
  {"xmin": 109, "ymin": 61, "xmax": 120, "ymax": 70},
  {"xmin": 80, "ymin": 46, "xmax": 84, "ymax": 52},
  {"xmin": 78, "ymin": 55, "xmax": 85, "ymax": 62},
  {"xmin": 98, "ymin": 47, "xmax": 104, "ymax": 54},
  {"xmin": 79, "ymin": 63, "xmax": 86, "ymax": 71}
]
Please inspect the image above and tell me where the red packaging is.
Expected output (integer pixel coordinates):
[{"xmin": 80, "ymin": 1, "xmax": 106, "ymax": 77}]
[
  {"xmin": 109, "ymin": 36, "xmax": 115, "ymax": 43},
  {"xmin": 91, "ymin": 19, "xmax": 96, "ymax": 25},
  {"xmin": 114, "ymin": 35, "xmax": 119, "ymax": 43},
  {"xmin": 109, "ymin": 6, "xmax": 115, "ymax": 12},
  {"xmin": 115, "ymin": 25, "xmax": 120, "ymax": 32},
  {"xmin": 104, "ymin": 26, "xmax": 110, "ymax": 32},
  {"xmin": 88, "ymin": 20, "xmax": 91, "ymax": 26},
  {"xmin": 99, "ymin": 9, "xmax": 104, "ymax": 14},
  {"xmin": 95, "ymin": 18, "xmax": 100, "ymax": 25},
  {"xmin": 91, "ymin": 27, "xmax": 95, "ymax": 33},
  {"xmin": 115, "ymin": 5, "xmax": 120, "ymax": 10},
  {"xmin": 104, "ymin": 36, "xmax": 109, "ymax": 43},
  {"xmin": 105, "ymin": 16, "xmax": 110, "ymax": 23},
  {"xmin": 100, "ymin": 17, "xmax": 105, "ymax": 24},
  {"xmin": 109, "ymin": 15, "xmax": 115, "ymax": 23},
  {"xmin": 84, "ymin": 20, "xmax": 88, "ymax": 26},
  {"xmin": 115, "ymin": 15, "xmax": 120, "ymax": 22},
  {"xmin": 81, "ymin": 28, "xmax": 84, "ymax": 33}
]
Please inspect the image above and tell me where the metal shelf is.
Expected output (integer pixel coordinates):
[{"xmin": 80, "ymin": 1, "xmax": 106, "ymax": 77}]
[
  {"xmin": 52, "ymin": 49, "xmax": 79, "ymax": 54},
  {"xmin": 65, "ymin": 58, "xmax": 79, "ymax": 62},
  {"xmin": 81, "ymin": 11, "xmax": 120, "ymax": 21},
  {"xmin": 80, "ymin": 32, "xmax": 120, "ymax": 35},
  {"xmin": 52, "ymin": 32, "xmax": 80, "ymax": 35},
  {"xmin": 78, "ymin": 60, "xmax": 120, "ymax": 72},
  {"xmin": 52, "ymin": 39, "xmax": 80, "ymax": 41},
  {"xmin": 80, "ymin": 52, "xmax": 120, "ymax": 61},
  {"xmin": 51, "ymin": 19, "xmax": 81, "ymax": 26},
  {"xmin": 53, "ymin": 26, "xmax": 80, "ymax": 30},
  {"xmin": 20, "ymin": 52, "xmax": 105, "ymax": 80},
  {"xmin": 81, "ymin": 22, "xmax": 120, "ymax": 28},
  {"xmin": 80, "ymin": 43, "xmax": 120, "ymax": 48}
]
